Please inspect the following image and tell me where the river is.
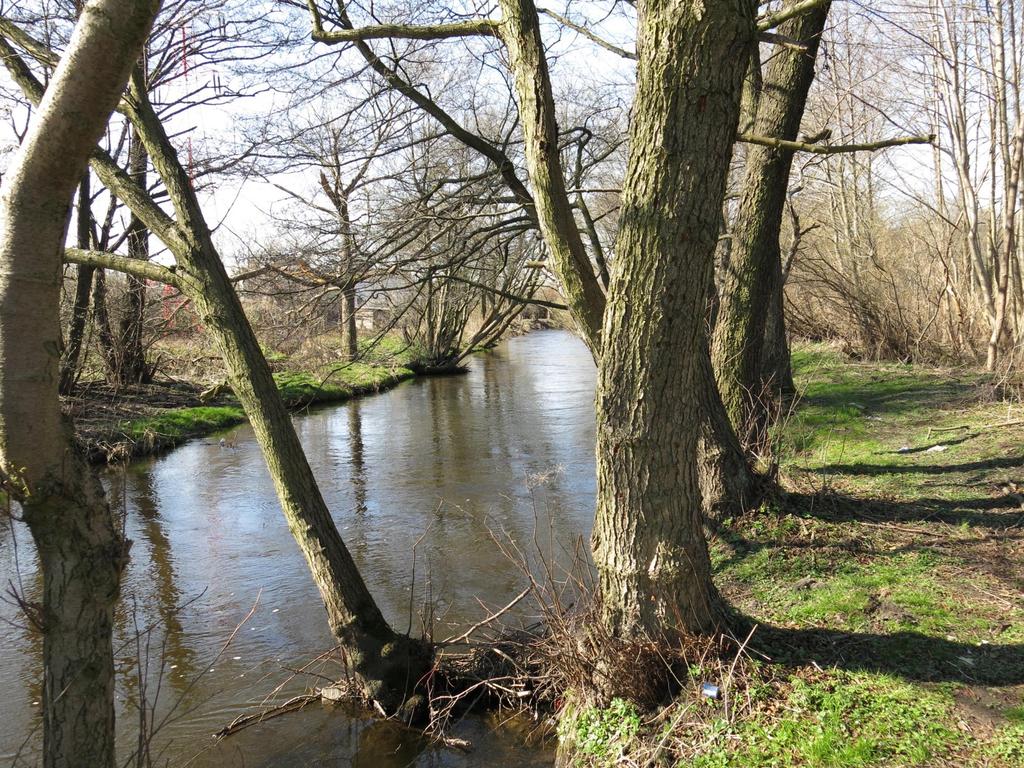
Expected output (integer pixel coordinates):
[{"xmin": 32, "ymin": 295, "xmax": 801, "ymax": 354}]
[{"xmin": 0, "ymin": 329, "xmax": 596, "ymax": 767}]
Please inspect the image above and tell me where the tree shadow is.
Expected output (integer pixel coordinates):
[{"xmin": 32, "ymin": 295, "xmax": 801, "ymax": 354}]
[
  {"xmin": 813, "ymin": 453, "xmax": 1024, "ymax": 477},
  {"xmin": 744, "ymin": 621, "xmax": 1024, "ymax": 686},
  {"xmin": 779, "ymin": 488, "xmax": 1024, "ymax": 529},
  {"xmin": 875, "ymin": 432, "xmax": 978, "ymax": 454},
  {"xmin": 799, "ymin": 373, "xmax": 983, "ymax": 420}
]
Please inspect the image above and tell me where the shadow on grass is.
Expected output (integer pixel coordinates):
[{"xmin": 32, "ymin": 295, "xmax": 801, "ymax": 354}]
[
  {"xmin": 875, "ymin": 433, "xmax": 978, "ymax": 454},
  {"xmin": 746, "ymin": 622, "xmax": 1024, "ymax": 686},
  {"xmin": 813, "ymin": 453, "xmax": 1024, "ymax": 477},
  {"xmin": 799, "ymin": 375, "xmax": 980, "ymax": 419},
  {"xmin": 779, "ymin": 489, "xmax": 1024, "ymax": 529}
]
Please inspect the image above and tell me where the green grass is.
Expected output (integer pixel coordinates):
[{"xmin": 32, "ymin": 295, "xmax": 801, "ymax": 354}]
[
  {"xmin": 274, "ymin": 362, "xmax": 414, "ymax": 407},
  {"xmin": 991, "ymin": 722, "xmax": 1024, "ymax": 766},
  {"xmin": 558, "ymin": 698, "xmax": 642, "ymax": 767},
  {"xmin": 780, "ymin": 344, "xmax": 1015, "ymax": 503},
  {"xmin": 359, "ymin": 335, "xmax": 425, "ymax": 365},
  {"xmin": 692, "ymin": 673, "xmax": 956, "ymax": 768},
  {"xmin": 120, "ymin": 405, "xmax": 245, "ymax": 444}
]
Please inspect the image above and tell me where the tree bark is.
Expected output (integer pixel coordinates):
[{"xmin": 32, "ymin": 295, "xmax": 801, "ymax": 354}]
[
  {"xmin": 591, "ymin": 0, "xmax": 753, "ymax": 640},
  {"xmin": 114, "ymin": 125, "xmax": 151, "ymax": 384},
  {"xmin": 698, "ymin": 341, "xmax": 759, "ymax": 520},
  {"xmin": 711, "ymin": 0, "xmax": 830, "ymax": 446},
  {"xmin": 58, "ymin": 173, "xmax": 94, "ymax": 395},
  {"xmin": 761, "ymin": 262, "xmax": 796, "ymax": 394},
  {"xmin": 0, "ymin": 4, "xmax": 161, "ymax": 767},
  {"xmin": 339, "ymin": 197, "xmax": 359, "ymax": 360},
  {"xmin": 91, "ymin": 266, "xmax": 117, "ymax": 370}
]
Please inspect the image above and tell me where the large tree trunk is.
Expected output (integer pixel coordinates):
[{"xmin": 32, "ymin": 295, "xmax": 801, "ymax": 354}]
[
  {"xmin": 500, "ymin": 0, "xmax": 758, "ymax": 523},
  {"xmin": 591, "ymin": 0, "xmax": 753, "ymax": 640},
  {"xmin": 711, "ymin": 0, "xmax": 830, "ymax": 445},
  {"xmin": 58, "ymin": 174, "xmax": 94, "ymax": 395},
  {"xmin": 0, "ymin": 4, "xmax": 161, "ymax": 767}
]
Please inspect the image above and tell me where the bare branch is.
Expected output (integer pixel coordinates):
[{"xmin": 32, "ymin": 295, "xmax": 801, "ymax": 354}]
[
  {"xmin": 311, "ymin": 20, "xmax": 499, "ymax": 44},
  {"xmin": 65, "ymin": 248, "xmax": 181, "ymax": 288},
  {"xmin": 537, "ymin": 7, "xmax": 636, "ymax": 60},
  {"xmin": 757, "ymin": 30, "xmax": 809, "ymax": 51},
  {"xmin": 757, "ymin": 0, "xmax": 830, "ymax": 32},
  {"xmin": 737, "ymin": 132, "xmax": 935, "ymax": 154}
]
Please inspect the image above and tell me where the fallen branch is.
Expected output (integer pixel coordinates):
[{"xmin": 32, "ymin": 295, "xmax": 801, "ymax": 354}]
[
  {"xmin": 439, "ymin": 585, "xmax": 532, "ymax": 646},
  {"xmin": 927, "ymin": 418, "xmax": 1024, "ymax": 438},
  {"xmin": 213, "ymin": 694, "xmax": 319, "ymax": 738}
]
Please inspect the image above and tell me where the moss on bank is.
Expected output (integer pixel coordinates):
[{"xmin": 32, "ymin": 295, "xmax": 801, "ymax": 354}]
[
  {"xmin": 273, "ymin": 362, "xmax": 414, "ymax": 408},
  {"xmin": 81, "ymin": 359, "xmax": 417, "ymax": 463}
]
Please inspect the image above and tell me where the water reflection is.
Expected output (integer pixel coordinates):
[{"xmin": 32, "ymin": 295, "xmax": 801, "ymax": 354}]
[
  {"xmin": 349, "ymin": 402, "xmax": 368, "ymax": 518},
  {"xmin": 0, "ymin": 330, "xmax": 594, "ymax": 765}
]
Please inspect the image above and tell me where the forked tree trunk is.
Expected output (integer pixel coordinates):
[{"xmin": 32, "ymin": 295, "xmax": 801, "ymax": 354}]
[
  {"xmin": 58, "ymin": 174, "xmax": 94, "ymax": 395},
  {"xmin": 591, "ymin": 0, "xmax": 753, "ymax": 640},
  {"xmin": 500, "ymin": 0, "xmax": 757, "ymax": 525},
  {"xmin": 698, "ymin": 342, "xmax": 759, "ymax": 521},
  {"xmin": 986, "ymin": 118, "xmax": 1024, "ymax": 370},
  {"xmin": 0, "ymin": 3, "xmax": 161, "ymax": 767},
  {"xmin": 712, "ymin": 0, "xmax": 830, "ymax": 445}
]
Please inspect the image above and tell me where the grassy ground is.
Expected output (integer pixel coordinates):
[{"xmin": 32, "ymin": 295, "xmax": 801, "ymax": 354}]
[
  {"xmin": 569, "ymin": 343, "xmax": 1024, "ymax": 767},
  {"xmin": 66, "ymin": 336, "xmax": 422, "ymax": 462}
]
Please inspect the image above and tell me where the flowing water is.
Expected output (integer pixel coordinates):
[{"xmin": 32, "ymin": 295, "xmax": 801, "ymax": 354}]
[{"xmin": 0, "ymin": 330, "xmax": 597, "ymax": 767}]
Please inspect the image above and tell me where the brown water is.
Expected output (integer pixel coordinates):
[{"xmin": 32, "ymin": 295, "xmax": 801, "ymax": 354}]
[{"xmin": 0, "ymin": 329, "xmax": 596, "ymax": 767}]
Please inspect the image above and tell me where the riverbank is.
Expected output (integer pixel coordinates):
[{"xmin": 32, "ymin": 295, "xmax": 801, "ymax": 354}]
[
  {"xmin": 65, "ymin": 346, "xmax": 423, "ymax": 463},
  {"xmin": 563, "ymin": 344, "xmax": 1024, "ymax": 767}
]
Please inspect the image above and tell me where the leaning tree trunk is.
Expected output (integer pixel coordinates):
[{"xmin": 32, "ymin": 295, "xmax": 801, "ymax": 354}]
[
  {"xmin": 0, "ymin": 3, "xmax": 161, "ymax": 767},
  {"xmin": 119, "ymin": 73, "xmax": 428, "ymax": 712},
  {"xmin": 58, "ymin": 173, "xmax": 95, "ymax": 395},
  {"xmin": 3, "ymin": 23, "xmax": 429, "ymax": 712},
  {"xmin": 711, "ymin": 0, "xmax": 830, "ymax": 446},
  {"xmin": 499, "ymin": 0, "xmax": 607, "ymax": 355},
  {"xmin": 591, "ymin": 0, "xmax": 753, "ymax": 641}
]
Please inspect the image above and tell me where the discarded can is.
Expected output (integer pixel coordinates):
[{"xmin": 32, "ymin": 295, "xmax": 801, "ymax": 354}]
[{"xmin": 701, "ymin": 683, "xmax": 720, "ymax": 700}]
